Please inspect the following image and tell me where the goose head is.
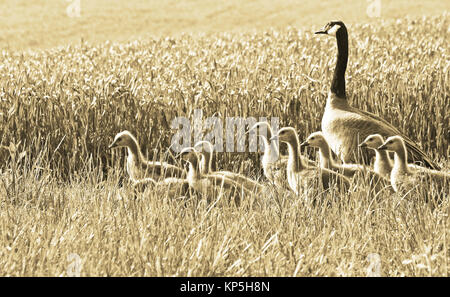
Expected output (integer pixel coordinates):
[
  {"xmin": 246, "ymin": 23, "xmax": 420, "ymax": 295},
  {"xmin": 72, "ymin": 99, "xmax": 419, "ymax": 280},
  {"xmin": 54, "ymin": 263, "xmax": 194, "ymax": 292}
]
[
  {"xmin": 194, "ymin": 140, "xmax": 214, "ymax": 154},
  {"xmin": 178, "ymin": 147, "xmax": 199, "ymax": 167},
  {"xmin": 109, "ymin": 130, "xmax": 137, "ymax": 149},
  {"xmin": 248, "ymin": 121, "xmax": 273, "ymax": 140},
  {"xmin": 377, "ymin": 136, "xmax": 404, "ymax": 153},
  {"xmin": 359, "ymin": 134, "xmax": 385, "ymax": 150},
  {"xmin": 270, "ymin": 127, "xmax": 297, "ymax": 145},
  {"xmin": 315, "ymin": 21, "xmax": 347, "ymax": 37},
  {"xmin": 300, "ymin": 132, "xmax": 326, "ymax": 148}
]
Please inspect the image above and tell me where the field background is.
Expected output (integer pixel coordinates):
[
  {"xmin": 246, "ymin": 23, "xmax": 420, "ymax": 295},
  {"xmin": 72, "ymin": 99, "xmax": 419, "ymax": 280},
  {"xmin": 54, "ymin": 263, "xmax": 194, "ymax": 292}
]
[
  {"xmin": 0, "ymin": 0, "xmax": 449, "ymax": 277},
  {"xmin": 1, "ymin": 0, "xmax": 449, "ymax": 50}
]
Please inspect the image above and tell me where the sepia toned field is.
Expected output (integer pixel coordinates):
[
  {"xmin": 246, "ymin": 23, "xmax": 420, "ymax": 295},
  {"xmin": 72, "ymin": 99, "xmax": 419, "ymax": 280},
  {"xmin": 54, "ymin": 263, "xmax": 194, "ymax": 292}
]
[
  {"xmin": 0, "ymin": 4, "xmax": 449, "ymax": 276},
  {"xmin": 2, "ymin": 0, "xmax": 450, "ymax": 50}
]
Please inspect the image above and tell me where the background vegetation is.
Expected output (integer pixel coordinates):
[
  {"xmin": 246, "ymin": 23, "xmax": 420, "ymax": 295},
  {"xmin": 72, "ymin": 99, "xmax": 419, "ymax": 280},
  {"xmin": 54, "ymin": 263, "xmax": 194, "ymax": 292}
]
[{"xmin": 0, "ymin": 1, "xmax": 448, "ymax": 276}]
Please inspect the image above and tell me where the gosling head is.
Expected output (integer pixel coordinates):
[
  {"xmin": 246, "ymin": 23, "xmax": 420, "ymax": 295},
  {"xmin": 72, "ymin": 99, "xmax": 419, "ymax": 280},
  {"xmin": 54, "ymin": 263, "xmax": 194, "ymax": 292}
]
[
  {"xmin": 270, "ymin": 127, "xmax": 298, "ymax": 145},
  {"xmin": 247, "ymin": 121, "xmax": 273, "ymax": 140},
  {"xmin": 300, "ymin": 132, "xmax": 326, "ymax": 148},
  {"xmin": 315, "ymin": 20, "xmax": 347, "ymax": 37},
  {"xmin": 109, "ymin": 131, "xmax": 137, "ymax": 149},
  {"xmin": 377, "ymin": 136, "xmax": 405, "ymax": 153},
  {"xmin": 178, "ymin": 147, "xmax": 199, "ymax": 166},
  {"xmin": 194, "ymin": 141, "xmax": 214, "ymax": 153},
  {"xmin": 359, "ymin": 134, "xmax": 385, "ymax": 150}
]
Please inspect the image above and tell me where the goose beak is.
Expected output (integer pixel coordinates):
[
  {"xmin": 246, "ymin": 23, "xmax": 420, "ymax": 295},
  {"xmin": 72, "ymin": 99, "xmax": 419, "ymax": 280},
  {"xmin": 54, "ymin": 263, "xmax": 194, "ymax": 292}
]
[
  {"xmin": 300, "ymin": 141, "xmax": 309, "ymax": 147},
  {"xmin": 246, "ymin": 124, "xmax": 260, "ymax": 135},
  {"xmin": 269, "ymin": 135, "xmax": 278, "ymax": 142},
  {"xmin": 108, "ymin": 142, "xmax": 117, "ymax": 149},
  {"xmin": 359, "ymin": 143, "xmax": 367, "ymax": 148},
  {"xmin": 314, "ymin": 29, "xmax": 328, "ymax": 35},
  {"xmin": 377, "ymin": 144, "xmax": 387, "ymax": 151}
]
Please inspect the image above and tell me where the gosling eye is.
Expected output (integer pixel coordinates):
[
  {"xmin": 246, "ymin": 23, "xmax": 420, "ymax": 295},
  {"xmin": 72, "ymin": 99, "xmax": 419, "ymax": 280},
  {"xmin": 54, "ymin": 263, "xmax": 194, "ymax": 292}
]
[{"xmin": 117, "ymin": 137, "xmax": 122, "ymax": 142}]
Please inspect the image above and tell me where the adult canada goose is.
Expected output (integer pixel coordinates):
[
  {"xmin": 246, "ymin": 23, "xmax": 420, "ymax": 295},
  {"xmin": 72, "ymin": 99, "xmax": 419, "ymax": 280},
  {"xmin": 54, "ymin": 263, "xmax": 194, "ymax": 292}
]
[
  {"xmin": 179, "ymin": 147, "xmax": 251, "ymax": 204},
  {"xmin": 315, "ymin": 21, "xmax": 439, "ymax": 170},
  {"xmin": 301, "ymin": 131, "xmax": 365, "ymax": 178},
  {"xmin": 194, "ymin": 140, "xmax": 263, "ymax": 193},
  {"xmin": 109, "ymin": 131, "xmax": 186, "ymax": 182},
  {"xmin": 378, "ymin": 136, "xmax": 449, "ymax": 195},
  {"xmin": 270, "ymin": 127, "xmax": 351, "ymax": 195}
]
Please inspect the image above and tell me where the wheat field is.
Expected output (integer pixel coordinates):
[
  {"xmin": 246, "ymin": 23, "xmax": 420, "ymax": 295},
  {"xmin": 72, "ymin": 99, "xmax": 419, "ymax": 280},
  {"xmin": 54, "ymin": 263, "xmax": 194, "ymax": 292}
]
[{"xmin": 0, "ymin": 10, "xmax": 449, "ymax": 276}]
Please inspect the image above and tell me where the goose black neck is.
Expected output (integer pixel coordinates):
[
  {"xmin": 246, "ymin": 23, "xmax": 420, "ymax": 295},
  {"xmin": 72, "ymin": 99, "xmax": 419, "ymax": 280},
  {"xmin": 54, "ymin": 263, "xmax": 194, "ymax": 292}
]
[{"xmin": 331, "ymin": 27, "xmax": 348, "ymax": 99}]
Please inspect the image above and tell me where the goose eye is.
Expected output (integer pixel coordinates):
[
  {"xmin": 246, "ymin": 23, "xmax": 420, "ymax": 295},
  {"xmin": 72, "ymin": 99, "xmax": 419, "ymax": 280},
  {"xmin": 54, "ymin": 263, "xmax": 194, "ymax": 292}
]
[{"xmin": 117, "ymin": 137, "xmax": 122, "ymax": 142}]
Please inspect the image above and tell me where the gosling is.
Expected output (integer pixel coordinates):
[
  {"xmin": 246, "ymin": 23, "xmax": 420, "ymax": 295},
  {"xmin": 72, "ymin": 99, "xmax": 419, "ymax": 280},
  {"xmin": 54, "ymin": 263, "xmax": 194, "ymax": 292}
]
[
  {"xmin": 378, "ymin": 136, "xmax": 449, "ymax": 196},
  {"xmin": 109, "ymin": 131, "xmax": 185, "ymax": 182}
]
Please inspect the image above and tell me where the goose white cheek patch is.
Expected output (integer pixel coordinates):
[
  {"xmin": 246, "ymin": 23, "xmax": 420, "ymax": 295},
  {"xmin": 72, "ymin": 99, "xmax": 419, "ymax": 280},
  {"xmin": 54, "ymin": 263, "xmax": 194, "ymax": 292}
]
[{"xmin": 327, "ymin": 24, "xmax": 341, "ymax": 36}]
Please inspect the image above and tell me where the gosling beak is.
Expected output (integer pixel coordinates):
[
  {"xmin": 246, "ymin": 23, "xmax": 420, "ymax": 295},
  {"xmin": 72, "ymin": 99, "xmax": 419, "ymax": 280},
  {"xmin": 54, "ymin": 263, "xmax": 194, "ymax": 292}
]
[
  {"xmin": 108, "ymin": 142, "xmax": 117, "ymax": 149},
  {"xmin": 359, "ymin": 143, "xmax": 367, "ymax": 148},
  {"xmin": 377, "ymin": 144, "xmax": 387, "ymax": 151},
  {"xmin": 269, "ymin": 135, "xmax": 278, "ymax": 142},
  {"xmin": 300, "ymin": 141, "xmax": 309, "ymax": 148}
]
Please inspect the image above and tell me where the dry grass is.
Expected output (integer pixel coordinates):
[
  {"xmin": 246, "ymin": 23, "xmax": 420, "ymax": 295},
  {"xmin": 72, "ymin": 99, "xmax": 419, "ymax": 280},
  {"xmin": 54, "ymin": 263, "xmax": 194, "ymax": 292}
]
[{"xmin": 0, "ymin": 14, "xmax": 449, "ymax": 276}]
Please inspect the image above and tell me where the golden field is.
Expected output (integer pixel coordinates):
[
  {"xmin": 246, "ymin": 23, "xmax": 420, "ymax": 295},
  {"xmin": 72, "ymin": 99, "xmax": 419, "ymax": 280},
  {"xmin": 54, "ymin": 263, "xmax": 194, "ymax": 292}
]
[{"xmin": 0, "ymin": 1, "xmax": 449, "ymax": 276}]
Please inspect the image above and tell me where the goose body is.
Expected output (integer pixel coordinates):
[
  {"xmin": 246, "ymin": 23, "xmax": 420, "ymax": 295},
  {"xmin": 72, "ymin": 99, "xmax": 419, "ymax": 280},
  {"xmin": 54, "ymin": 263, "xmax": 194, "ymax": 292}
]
[
  {"xmin": 378, "ymin": 136, "xmax": 449, "ymax": 195},
  {"xmin": 194, "ymin": 140, "xmax": 263, "ymax": 193},
  {"xmin": 109, "ymin": 131, "xmax": 186, "ymax": 182},
  {"xmin": 301, "ymin": 131, "xmax": 364, "ymax": 178},
  {"xmin": 315, "ymin": 21, "xmax": 439, "ymax": 170},
  {"xmin": 180, "ymin": 148, "xmax": 251, "ymax": 203},
  {"xmin": 271, "ymin": 127, "xmax": 351, "ymax": 195}
]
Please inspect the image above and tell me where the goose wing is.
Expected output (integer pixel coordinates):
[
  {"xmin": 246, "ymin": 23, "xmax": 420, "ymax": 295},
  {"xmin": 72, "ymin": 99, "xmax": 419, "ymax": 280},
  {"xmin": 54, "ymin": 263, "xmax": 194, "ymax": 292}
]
[
  {"xmin": 140, "ymin": 161, "xmax": 186, "ymax": 179},
  {"xmin": 215, "ymin": 170, "xmax": 263, "ymax": 192},
  {"xmin": 207, "ymin": 174, "xmax": 253, "ymax": 195}
]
